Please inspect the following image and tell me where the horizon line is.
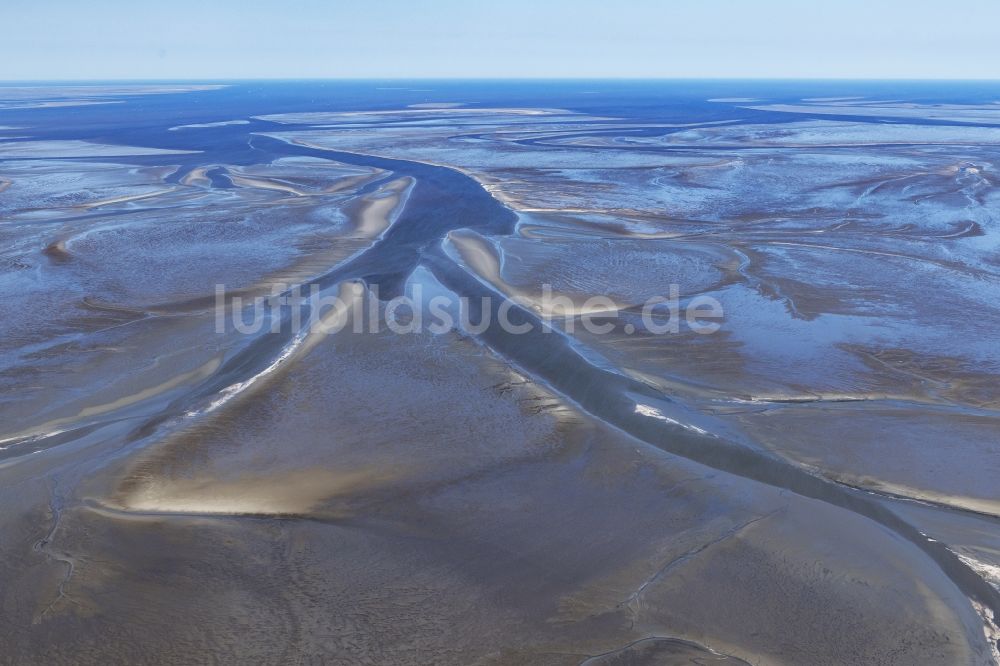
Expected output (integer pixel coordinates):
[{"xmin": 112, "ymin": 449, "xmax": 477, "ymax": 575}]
[{"xmin": 3, "ymin": 76, "xmax": 1000, "ymax": 84}]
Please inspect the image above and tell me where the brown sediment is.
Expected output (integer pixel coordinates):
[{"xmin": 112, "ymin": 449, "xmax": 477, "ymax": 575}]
[
  {"xmin": 42, "ymin": 239, "xmax": 71, "ymax": 263},
  {"xmin": 112, "ymin": 466, "xmax": 400, "ymax": 517}
]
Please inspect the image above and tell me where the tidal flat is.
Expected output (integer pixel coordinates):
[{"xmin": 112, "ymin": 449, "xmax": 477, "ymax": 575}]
[{"xmin": 1, "ymin": 81, "xmax": 999, "ymax": 664}]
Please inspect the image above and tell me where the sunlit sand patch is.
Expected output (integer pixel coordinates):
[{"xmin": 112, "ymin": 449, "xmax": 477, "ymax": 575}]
[
  {"xmin": 179, "ymin": 166, "xmax": 212, "ymax": 187},
  {"xmin": 113, "ymin": 466, "xmax": 401, "ymax": 516},
  {"xmin": 168, "ymin": 119, "xmax": 250, "ymax": 131},
  {"xmin": 833, "ymin": 478, "xmax": 1000, "ymax": 519},
  {"xmin": 227, "ymin": 173, "xmax": 309, "ymax": 196},
  {"xmin": 351, "ymin": 176, "xmax": 413, "ymax": 238},
  {"xmin": 77, "ymin": 187, "xmax": 178, "ymax": 209}
]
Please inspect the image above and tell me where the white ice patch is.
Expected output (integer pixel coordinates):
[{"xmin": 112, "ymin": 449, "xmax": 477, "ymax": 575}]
[{"xmin": 634, "ymin": 403, "xmax": 710, "ymax": 435}]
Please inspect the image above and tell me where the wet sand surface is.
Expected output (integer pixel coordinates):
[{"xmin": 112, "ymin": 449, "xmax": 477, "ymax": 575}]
[{"xmin": 1, "ymin": 82, "xmax": 999, "ymax": 664}]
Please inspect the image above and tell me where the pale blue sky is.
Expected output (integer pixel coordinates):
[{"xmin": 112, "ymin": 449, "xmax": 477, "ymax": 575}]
[{"xmin": 2, "ymin": 0, "xmax": 999, "ymax": 80}]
